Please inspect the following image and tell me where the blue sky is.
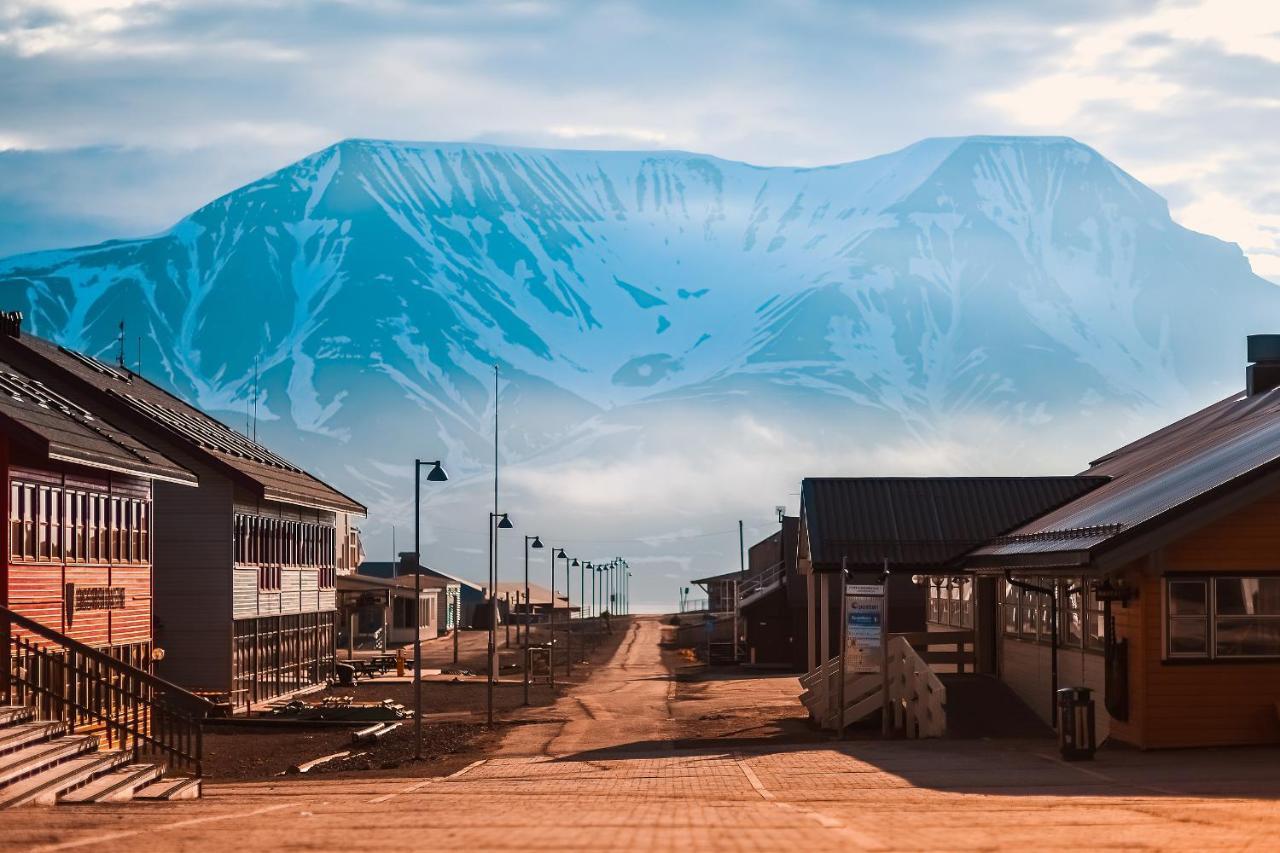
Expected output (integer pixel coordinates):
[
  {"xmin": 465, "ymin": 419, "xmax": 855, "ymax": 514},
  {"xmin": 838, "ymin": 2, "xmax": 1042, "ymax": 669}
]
[{"xmin": 1, "ymin": 0, "xmax": 1278, "ymax": 280}]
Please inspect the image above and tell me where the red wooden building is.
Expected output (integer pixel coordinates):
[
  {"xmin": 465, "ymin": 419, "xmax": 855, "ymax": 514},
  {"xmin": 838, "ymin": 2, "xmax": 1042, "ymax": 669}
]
[{"xmin": 0, "ymin": 312, "xmax": 196, "ymax": 664}]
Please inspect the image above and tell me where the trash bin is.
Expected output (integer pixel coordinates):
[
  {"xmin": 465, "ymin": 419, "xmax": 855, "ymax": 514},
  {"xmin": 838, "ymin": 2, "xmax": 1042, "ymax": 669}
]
[{"xmin": 1057, "ymin": 686, "xmax": 1096, "ymax": 761}]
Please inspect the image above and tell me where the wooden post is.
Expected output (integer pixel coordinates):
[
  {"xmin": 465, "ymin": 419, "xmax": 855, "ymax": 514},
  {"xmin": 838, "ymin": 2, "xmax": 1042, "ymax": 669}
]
[
  {"xmin": 806, "ymin": 573, "xmax": 817, "ymax": 672},
  {"xmin": 881, "ymin": 558, "xmax": 890, "ymax": 737},
  {"xmin": 837, "ymin": 558, "xmax": 848, "ymax": 738}
]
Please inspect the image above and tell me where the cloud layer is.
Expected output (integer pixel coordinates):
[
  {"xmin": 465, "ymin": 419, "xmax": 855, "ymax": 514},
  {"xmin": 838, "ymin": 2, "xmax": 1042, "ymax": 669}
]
[{"xmin": 1, "ymin": 0, "xmax": 1277, "ymax": 277}]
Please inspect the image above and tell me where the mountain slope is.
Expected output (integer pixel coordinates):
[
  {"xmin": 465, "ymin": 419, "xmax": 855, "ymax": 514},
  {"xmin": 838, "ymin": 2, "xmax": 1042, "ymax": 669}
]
[{"xmin": 1, "ymin": 135, "xmax": 1275, "ymax": 579}]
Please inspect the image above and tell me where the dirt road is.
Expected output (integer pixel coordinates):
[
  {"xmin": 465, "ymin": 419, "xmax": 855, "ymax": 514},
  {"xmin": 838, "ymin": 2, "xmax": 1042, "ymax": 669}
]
[{"xmin": 6, "ymin": 615, "xmax": 1280, "ymax": 851}]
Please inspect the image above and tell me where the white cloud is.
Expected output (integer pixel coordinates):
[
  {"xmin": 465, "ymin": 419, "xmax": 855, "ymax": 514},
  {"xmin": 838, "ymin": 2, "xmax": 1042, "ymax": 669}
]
[{"xmin": 980, "ymin": 0, "xmax": 1280, "ymax": 283}]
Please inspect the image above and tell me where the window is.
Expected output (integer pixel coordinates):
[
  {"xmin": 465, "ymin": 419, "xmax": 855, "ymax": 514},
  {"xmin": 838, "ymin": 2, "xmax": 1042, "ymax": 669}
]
[
  {"xmin": 1166, "ymin": 576, "xmax": 1280, "ymax": 659},
  {"xmin": 139, "ymin": 501, "xmax": 149, "ymax": 561},
  {"xmin": 36, "ymin": 486, "xmax": 49, "ymax": 561},
  {"xmin": 318, "ymin": 566, "xmax": 335, "ymax": 588},
  {"xmin": 259, "ymin": 564, "xmax": 281, "ymax": 591}
]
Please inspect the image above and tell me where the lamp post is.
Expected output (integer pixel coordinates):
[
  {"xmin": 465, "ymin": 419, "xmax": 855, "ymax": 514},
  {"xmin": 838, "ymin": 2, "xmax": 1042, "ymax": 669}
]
[
  {"xmin": 488, "ymin": 511, "xmax": 513, "ymax": 727},
  {"xmin": 412, "ymin": 459, "xmax": 448, "ymax": 761},
  {"xmin": 597, "ymin": 564, "xmax": 605, "ymax": 617},
  {"xmin": 551, "ymin": 548, "xmax": 565, "ymax": 686},
  {"xmin": 567, "ymin": 557, "xmax": 578, "ymax": 676},
  {"xmin": 589, "ymin": 562, "xmax": 596, "ymax": 618},
  {"xmin": 523, "ymin": 534, "xmax": 542, "ymax": 705}
]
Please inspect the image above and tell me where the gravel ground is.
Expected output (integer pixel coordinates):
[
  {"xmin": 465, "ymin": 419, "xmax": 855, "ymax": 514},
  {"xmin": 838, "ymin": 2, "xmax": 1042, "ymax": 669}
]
[{"xmin": 201, "ymin": 618, "xmax": 633, "ymax": 781}]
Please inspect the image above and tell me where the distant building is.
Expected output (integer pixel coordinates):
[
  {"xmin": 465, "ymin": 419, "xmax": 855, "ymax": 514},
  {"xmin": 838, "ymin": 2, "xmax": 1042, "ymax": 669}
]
[
  {"xmin": 0, "ymin": 321, "xmax": 366, "ymax": 708},
  {"xmin": 359, "ymin": 560, "xmax": 478, "ymax": 629},
  {"xmin": 336, "ymin": 572, "xmax": 442, "ymax": 651},
  {"xmin": 739, "ymin": 516, "xmax": 803, "ymax": 670}
]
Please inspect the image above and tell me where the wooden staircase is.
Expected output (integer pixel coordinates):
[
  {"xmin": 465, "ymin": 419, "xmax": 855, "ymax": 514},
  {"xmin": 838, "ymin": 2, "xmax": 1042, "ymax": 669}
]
[{"xmin": 0, "ymin": 705, "xmax": 199, "ymax": 807}]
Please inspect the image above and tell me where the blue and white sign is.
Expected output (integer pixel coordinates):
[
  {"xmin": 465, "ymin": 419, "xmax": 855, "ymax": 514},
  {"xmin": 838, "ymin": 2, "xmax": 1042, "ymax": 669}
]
[{"xmin": 845, "ymin": 585, "xmax": 884, "ymax": 673}]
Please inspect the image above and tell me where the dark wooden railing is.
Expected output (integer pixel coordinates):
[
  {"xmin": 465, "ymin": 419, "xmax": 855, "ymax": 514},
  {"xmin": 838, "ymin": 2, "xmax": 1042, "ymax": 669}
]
[{"xmin": 0, "ymin": 606, "xmax": 212, "ymax": 776}]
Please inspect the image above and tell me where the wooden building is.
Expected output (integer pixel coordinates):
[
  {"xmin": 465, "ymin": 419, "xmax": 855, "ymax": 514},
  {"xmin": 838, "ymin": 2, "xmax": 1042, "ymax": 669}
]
[
  {"xmin": 739, "ymin": 516, "xmax": 804, "ymax": 670},
  {"xmin": 968, "ymin": 336, "xmax": 1280, "ymax": 748},
  {"xmin": 336, "ymin": 573, "xmax": 441, "ymax": 651},
  {"xmin": 0, "ymin": 312, "xmax": 196, "ymax": 666},
  {"xmin": 0, "ymin": 323, "xmax": 366, "ymax": 708},
  {"xmin": 360, "ymin": 560, "xmax": 474, "ymax": 630},
  {"xmin": 796, "ymin": 477, "xmax": 1101, "ymax": 675}
]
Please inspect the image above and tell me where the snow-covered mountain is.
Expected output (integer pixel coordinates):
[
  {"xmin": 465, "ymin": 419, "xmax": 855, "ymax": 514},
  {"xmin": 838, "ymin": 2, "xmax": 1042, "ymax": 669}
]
[{"xmin": 2, "ymin": 135, "xmax": 1276, "ymax": 587}]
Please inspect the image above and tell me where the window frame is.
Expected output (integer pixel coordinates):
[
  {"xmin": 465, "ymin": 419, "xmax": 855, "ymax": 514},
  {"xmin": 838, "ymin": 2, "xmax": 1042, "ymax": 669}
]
[{"xmin": 1164, "ymin": 574, "xmax": 1280, "ymax": 661}]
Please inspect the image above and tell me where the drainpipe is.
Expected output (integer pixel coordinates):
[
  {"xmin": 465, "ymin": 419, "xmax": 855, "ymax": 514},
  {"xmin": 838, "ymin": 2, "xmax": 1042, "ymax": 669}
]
[{"xmin": 1004, "ymin": 571, "xmax": 1059, "ymax": 728}]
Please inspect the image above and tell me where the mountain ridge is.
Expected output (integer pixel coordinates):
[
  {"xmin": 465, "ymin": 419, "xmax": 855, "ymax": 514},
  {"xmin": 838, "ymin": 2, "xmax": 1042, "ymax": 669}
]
[{"xmin": 0, "ymin": 135, "xmax": 1273, "ymax": 559}]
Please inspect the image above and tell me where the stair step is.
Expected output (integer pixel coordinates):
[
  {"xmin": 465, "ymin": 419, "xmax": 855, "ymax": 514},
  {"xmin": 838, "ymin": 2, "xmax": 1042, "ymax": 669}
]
[
  {"xmin": 0, "ymin": 721, "xmax": 66, "ymax": 756},
  {"xmin": 0, "ymin": 751, "xmax": 131, "ymax": 808},
  {"xmin": 0, "ymin": 735, "xmax": 98, "ymax": 787},
  {"xmin": 134, "ymin": 777, "xmax": 201, "ymax": 801},
  {"xmin": 59, "ymin": 763, "xmax": 162, "ymax": 804},
  {"xmin": 0, "ymin": 707, "xmax": 34, "ymax": 728}
]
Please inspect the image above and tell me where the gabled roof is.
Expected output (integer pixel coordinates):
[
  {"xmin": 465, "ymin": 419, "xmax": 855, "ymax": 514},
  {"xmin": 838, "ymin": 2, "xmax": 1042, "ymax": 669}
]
[
  {"xmin": 493, "ymin": 581, "xmax": 566, "ymax": 606},
  {"xmin": 972, "ymin": 386, "xmax": 1280, "ymax": 568},
  {"xmin": 337, "ymin": 573, "xmax": 443, "ymax": 594},
  {"xmin": 0, "ymin": 353, "xmax": 195, "ymax": 485},
  {"xmin": 359, "ymin": 561, "xmax": 482, "ymax": 592},
  {"xmin": 800, "ymin": 476, "xmax": 1105, "ymax": 571},
  {"xmin": 1, "ymin": 332, "xmax": 363, "ymax": 514}
]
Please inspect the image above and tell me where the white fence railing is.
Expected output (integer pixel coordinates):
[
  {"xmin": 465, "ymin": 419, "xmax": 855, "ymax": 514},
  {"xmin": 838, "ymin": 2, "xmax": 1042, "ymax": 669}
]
[
  {"xmin": 887, "ymin": 635, "xmax": 947, "ymax": 738},
  {"xmin": 798, "ymin": 636, "xmax": 948, "ymax": 738}
]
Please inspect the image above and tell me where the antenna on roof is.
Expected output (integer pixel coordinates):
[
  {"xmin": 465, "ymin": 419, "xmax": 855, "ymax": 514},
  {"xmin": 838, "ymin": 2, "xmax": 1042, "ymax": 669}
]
[
  {"xmin": 117, "ymin": 321, "xmax": 126, "ymax": 369},
  {"xmin": 252, "ymin": 356, "xmax": 259, "ymax": 443},
  {"xmin": 136, "ymin": 336, "xmax": 143, "ymax": 378}
]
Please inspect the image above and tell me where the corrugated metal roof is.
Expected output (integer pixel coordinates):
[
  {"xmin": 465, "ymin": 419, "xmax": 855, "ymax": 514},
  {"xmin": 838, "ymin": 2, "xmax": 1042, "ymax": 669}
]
[
  {"xmin": 974, "ymin": 386, "xmax": 1280, "ymax": 562},
  {"xmin": 0, "ymin": 355, "xmax": 195, "ymax": 484},
  {"xmin": 800, "ymin": 476, "xmax": 1105, "ymax": 570},
  {"xmin": 4, "ymin": 333, "xmax": 364, "ymax": 514}
]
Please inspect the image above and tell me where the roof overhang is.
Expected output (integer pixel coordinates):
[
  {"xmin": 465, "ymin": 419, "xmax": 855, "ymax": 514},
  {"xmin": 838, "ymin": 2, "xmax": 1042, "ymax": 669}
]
[
  {"xmin": 262, "ymin": 485, "xmax": 366, "ymax": 516},
  {"xmin": 48, "ymin": 445, "xmax": 198, "ymax": 486}
]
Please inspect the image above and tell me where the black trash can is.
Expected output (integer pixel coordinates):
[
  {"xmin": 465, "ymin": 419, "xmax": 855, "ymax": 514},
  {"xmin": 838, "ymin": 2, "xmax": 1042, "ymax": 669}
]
[{"xmin": 1057, "ymin": 686, "xmax": 1097, "ymax": 760}]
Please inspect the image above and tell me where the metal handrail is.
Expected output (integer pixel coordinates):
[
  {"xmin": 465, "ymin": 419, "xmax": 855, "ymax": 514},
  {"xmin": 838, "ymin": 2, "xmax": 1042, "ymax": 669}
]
[
  {"xmin": 739, "ymin": 560, "xmax": 785, "ymax": 600},
  {"xmin": 0, "ymin": 605, "xmax": 211, "ymax": 776}
]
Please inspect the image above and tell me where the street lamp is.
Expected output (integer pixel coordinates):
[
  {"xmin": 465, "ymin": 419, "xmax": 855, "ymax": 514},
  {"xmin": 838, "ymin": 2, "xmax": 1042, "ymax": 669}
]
[
  {"xmin": 551, "ymin": 548, "xmax": 566, "ymax": 686},
  {"xmin": 487, "ymin": 511, "xmax": 513, "ymax": 726},
  {"xmin": 567, "ymin": 557, "xmax": 579, "ymax": 676},
  {"xmin": 523, "ymin": 534, "xmax": 543, "ymax": 705},
  {"xmin": 412, "ymin": 458, "xmax": 447, "ymax": 761}
]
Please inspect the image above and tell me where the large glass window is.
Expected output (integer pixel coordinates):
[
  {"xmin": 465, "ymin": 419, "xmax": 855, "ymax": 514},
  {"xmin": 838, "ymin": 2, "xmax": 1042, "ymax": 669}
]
[{"xmin": 1166, "ymin": 576, "xmax": 1280, "ymax": 659}]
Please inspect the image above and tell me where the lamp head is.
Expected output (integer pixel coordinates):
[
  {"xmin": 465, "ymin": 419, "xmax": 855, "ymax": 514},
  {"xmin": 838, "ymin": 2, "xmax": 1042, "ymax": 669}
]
[
  {"xmin": 424, "ymin": 460, "xmax": 448, "ymax": 482},
  {"xmin": 497, "ymin": 513, "xmax": 514, "ymax": 529},
  {"xmin": 530, "ymin": 535, "xmax": 544, "ymax": 549},
  {"xmin": 571, "ymin": 558, "xmax": 580, "ymax": 567},
  {"xmin": 554, "ymin": 548, "xmax": 566, "ymax": 560}
]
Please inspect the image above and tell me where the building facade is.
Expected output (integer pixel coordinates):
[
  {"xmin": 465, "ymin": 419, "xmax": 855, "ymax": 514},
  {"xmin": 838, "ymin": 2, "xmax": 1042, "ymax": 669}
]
[
  {"xmin": 0, "ymin": 324, "xmax": 365, "ymax": 707},
  {"xmin": 0, "ymin": 312, "xmax": 196, "ymax": 669}
]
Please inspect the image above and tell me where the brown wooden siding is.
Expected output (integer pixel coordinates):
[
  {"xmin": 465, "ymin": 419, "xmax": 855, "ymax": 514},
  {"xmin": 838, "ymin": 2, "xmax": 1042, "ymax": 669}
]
[
  {"xmin": 4, "ymin": 456, "xmax": 154, "ymax": 650},
  {"xmin": 1109, "ymin": 492, "xmax": 1280, "ymax": 748}
]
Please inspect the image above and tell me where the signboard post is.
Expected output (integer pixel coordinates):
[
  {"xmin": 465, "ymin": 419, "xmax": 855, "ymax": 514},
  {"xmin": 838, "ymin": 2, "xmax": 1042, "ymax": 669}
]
[{"xmin": 839, "ymin": 567, "xmax": 885, "ymax": 738}]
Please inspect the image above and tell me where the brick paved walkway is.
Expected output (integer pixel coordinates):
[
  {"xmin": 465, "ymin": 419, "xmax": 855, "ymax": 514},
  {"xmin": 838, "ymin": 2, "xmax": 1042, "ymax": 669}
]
[{"xmin": 5, "ymin": 617, "xmax": 1280, "ymax": 851}]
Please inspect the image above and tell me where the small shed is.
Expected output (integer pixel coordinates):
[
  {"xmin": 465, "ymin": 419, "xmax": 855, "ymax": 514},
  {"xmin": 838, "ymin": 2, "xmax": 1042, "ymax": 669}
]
[{"xmin": 336, "ymin": 573, "xmax": 441, "ymax": 649}]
